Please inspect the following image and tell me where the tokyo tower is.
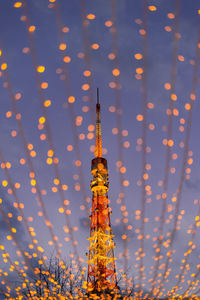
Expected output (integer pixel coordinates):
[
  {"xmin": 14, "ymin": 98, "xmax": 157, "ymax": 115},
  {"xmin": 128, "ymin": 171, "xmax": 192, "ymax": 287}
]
[{"xmin": 86, "ymin": 89, "xmax": 119, "ymax": 297}]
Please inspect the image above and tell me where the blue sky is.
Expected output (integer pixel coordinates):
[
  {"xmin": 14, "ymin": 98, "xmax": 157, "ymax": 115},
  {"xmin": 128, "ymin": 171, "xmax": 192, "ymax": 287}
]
[{"xmin": 1, "ymin": 0, "xmax": 200, "ymax": 297}]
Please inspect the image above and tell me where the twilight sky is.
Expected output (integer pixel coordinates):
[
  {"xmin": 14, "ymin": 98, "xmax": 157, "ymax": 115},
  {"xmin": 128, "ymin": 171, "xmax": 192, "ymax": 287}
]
[{"xmin": 1, "ymin": 0, "xmax": 200, "ymax": 297}]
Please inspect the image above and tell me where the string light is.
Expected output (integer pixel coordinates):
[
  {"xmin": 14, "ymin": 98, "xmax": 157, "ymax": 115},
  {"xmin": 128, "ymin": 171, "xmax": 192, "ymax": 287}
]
[{"xmin": 0, "ymin": 0, "xmax": 199, "ymax": 298}]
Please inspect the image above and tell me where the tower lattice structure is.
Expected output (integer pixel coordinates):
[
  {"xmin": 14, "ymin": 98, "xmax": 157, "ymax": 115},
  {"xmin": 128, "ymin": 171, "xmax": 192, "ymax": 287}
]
[{"xmin": 87, "ymin": 89, "xmax": 118, "ymax": 295}]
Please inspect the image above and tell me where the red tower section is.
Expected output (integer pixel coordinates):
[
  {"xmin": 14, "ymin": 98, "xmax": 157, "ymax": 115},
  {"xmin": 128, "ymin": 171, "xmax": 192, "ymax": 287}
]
[{"xmin": 87, "ymin": 89, "xmax": 118, "ymax": 295}]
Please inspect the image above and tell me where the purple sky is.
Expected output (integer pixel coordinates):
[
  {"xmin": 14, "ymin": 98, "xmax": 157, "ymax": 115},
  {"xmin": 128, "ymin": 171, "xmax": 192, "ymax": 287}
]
[{"xmin": 1, "ymin": 0, "xmax": 200, "ymax": 297}]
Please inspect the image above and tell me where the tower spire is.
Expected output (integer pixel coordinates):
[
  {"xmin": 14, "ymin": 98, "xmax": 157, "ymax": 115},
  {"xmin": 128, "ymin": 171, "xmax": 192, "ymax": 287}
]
[
  {"xmin": 95, "ymin": 88, "xmax": 102, "ymax": 158},
  {"xmin": 97, "ymin": 87, "xmax": 99, "ymax": 104}
]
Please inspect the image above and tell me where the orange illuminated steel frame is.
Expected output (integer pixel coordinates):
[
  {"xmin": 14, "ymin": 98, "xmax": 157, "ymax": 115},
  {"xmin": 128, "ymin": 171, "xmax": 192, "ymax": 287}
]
[{"xmin": 86, "ymin": 89, "xmax": 118, "ymax": 294}]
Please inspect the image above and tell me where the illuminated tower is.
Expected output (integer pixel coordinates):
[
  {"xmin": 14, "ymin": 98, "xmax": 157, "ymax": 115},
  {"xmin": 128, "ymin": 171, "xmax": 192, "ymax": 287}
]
[{"xmin": 87, "ymin": 89, "xmax": 118, "ymax": 295}]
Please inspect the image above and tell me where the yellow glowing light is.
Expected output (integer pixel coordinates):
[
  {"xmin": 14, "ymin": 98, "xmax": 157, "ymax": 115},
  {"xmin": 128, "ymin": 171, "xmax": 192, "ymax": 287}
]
[
  {"xmin": 40, "ymin": 134, "xmax": 46, "ymax": 140},
  {"xmin": 37, "ymin": 65, "xmax": 45, "ymax": 73},
  {"xmin": 46, "ymin": 158, "xmax": 53, "ymax": 165},
  {"xmin": 120, "ymin": 166, "xmax": 126, "ymax": 174},
  {"xmin": 168, "ymin": 139, "xmax": 174, "ymax": 147},
  {"xmin": 62, "ymin": 184, "xmax": 68, "ymax": 190},
  {"xmin": 6, "ymin": 162, "xmax": 11, "ymax": 169},
  {"xmin": 108, "ymin": 53, "xmax": 115, "ymax": 60},
  {"xmin": 112, "ymin": 128, "xmax": 118, "ymax": 135},
  {"xmin": 63, "ymin": 56, "xmax": 71, "ymax": 63},
  {"xmin": 82, "ymin": 84, "xmax": 90, "ymax": 91},
  {"xmin": 105, "ymin": 20, "xmax": 112, "ymax": 27},
  {"xmin": 14, "ymin": 2, "xmax": 22, "ymax": 8},
  {"xmin": 87, "ymin": 14, "xmax": 96, "ymax": 20},
  {"xmin": 68, "ymin": 96, "xmax": 75, "ymax": 103},
  {"xmin": 123, "ymin": 180, "xmax": 130, "ymax": 187},
  {"xmin": 164, "ymin": 82, "xmax": 171, "ymax": 90},
  {"xmin": 29, "ymin": 25, "xmax": 36, "ymax": 32},
  {"xmin": 122, "ymin": 234, "xmax": 127, "ymax": 240},
  {"xmin": 54, "ymin": 178, "xmax": 60, "ymax": 185},
  {"xmin": 15, "ymin": 93, "xmax": 21, "ymax": 100},
  {"xmin": 88, "ymin": 124, "xmax": 95, "ymax": 131},
  {"xmin": 173, "ymin": 108, "xmax": 179, "ymax": 116},
  {"xmin": 112, "ymin": 68, "xmax": 120, "ymax": 76},
  {"xmin": 67, "ymin": 145, "xmax": 73, "ymax": 151},
  {"xmin": 109, "ymin": 82, "xmax": 116, "ymax": 88},
  {"xmin": 30, "ymin": 150, "xmax": 36, "ymax": 157},
  {"xmin": 91, "ymin": 43, "xmax": 99, "ymax": 50},
  {"xmin": 172, "ymin": 196, "xmax": 177, "ymax": 203},
  {"xmin": 44, "ymin": 99, "xmax": 51, "ymax": 107},
  {"xmin": 1, "ymin": 63, "xmax": 7, "ymax": 71},
  {"xmin": 168, "ymin": 13, "xmax": 175, "ymax": 19},
  {"xmin": 30, "ymin": 179, "xmax": 36, "ymax": 186},
  {"xmin": 6, "ymin": 111, "xmax": 12, "ymax": 118},
  {"xmin": 2, "ymin": 180, "xmax": 8, "ymax": 187},
  {"xmin": 79, "ymin": 133, "xmax": 85, "ymax": 140},
  {"xmin": 185, "ymin": 103, "xmax": 191, "ymax": 111},
  {"xmin": 75, "ymin": 160, "xmax": 82, "ymax": 167},
  {"xmin": 48, "ymin": 149, "xmax": 54, "ymax": 157},
  {"xmin": 148, "ymin": 5, "xmax": 157, "ymax": 11},
  {"xmin": 87, "ymin": 132, "xmax": 94, "ymax": 139},
  {"xmin": 139, "ymin": 29, "xmax": 146, "ymax": 35},
  {"xmin": 136, "ymin": 114, "xmax": 143, "ymax": 121},
  {"xmin": 83, "ymin": 70, "xmax": 91, "ymax": 77},
  {"xmin": 64, "ymin": 200, "xmax": 69, "ymax": 206},
  {"xmin": 41, "ymin": 82, "xmax": 48, "ymax": 89},
  {"xmin": 59, "ymin": 43, "xmax": 67, "ymax": 51},
  {"xmin": 134, "ymin": 53, "xmax": 143, "ymax": 60},
  {"xmin": 136, "ymin": 67, "xmax": 143, "ymax": 74},
  {"xmin": 39, "ymin": 116, "xmax": 46, "ymax": 124},
  {"xmin": 37, "ymin": 246, "xmax": 44, "ymax": 253},
  {"xmin": 178, "ymin": 55, "xmax": 184, "ymax": 62},
  {"xmin": 62, "ymin": 26, "xmax": 69, "ymax": 33},
  {"xmin": 15, "ymin": 182, "xmax": 20, "ymax": 189},
  {"xmin": 20, "ymin": 158, "xmax": 26, "ymax": 165},
  {"xmin": 27, "ymin": 144, "xmax": 33, "ymax": 150},
  {"xmin": 188, "ymin": 158, "xmax": 193, "ymax": 165}
]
